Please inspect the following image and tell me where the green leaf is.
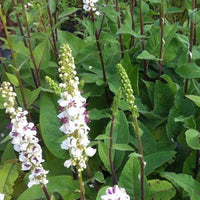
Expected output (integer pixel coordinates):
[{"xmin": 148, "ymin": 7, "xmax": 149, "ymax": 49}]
[
  {"xmin": 186, "ymin": 95, "xmax": 200, "ymax": 107},
  {"xmin": 119, "ymin": 156, "xmax": 150, "ymax": 200},
  {"xmin": 93, "ymin": 171, "xmax": 106, "ymax": 183},
  {"xmin": 6, "ymin": 73, "xmax": 19, "ymax": 86},
  {"xmin": 26, "ymin": 88, "xmax": 41, "ymax": 107},
  {"xmin": 49, "ymin": 0, "xmax": 56, "ymax": 13},
  {"xmin": 0, "ymin": 163, "xmax": 19, "ymax": 200},
  {"xmin": 161, "ymin": 172, "xmax": 200, "ymax": 200},
  {"xmin": 176, "ymin": 63, "xmax": 200, "ymax": 78},
  {"xmin": 137, "ymin": 50, "xmax": 159, "ymax": 61},
  {"xmin": 185, "ymin": 129, "xmax": 200, "ymax": 150},
  {"xmin": 112, "ymin": 144, "xmax": 134, "ymax": 151},
  {"xmin": 17, "ymin": 175, "xmax": 79, "ymax": 200},
  {"xmin": 145, "ymin": 151, "xmax": 176, "ymax": 176},
  {"xmin": 1, "ymin": 143, "xmax": 16, "ymax": 163},
  {"xmin": 40, "ymin": 93, "xmax": 66, "ymax": 159},
  {"xmin": 95, "ymin": 134, "xmax": 110, "ymax": 140},
  {"xmin": 89, "ymin": 109, "xmax": 111, "ymax": 120},
  {"xmin": 98, "ymin": 141, "xmax": 111, "ymax": 173},
  {"xmin": 96, "ymin": 186, "xmax": 109, "ymax": 200},
  {"xmin": 149, "ymin": 179, "xmax": 176, "ymax": 200}
]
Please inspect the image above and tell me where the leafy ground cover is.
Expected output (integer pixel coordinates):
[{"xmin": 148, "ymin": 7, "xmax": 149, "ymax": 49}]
[{"xmin": 0, "ymin": 0, "xmax": 200, "ymax": 199}]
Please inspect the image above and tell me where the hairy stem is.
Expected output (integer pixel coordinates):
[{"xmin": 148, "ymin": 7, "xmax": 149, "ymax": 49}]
[
  {"xmin": 90, "ymin": 9, "xmax": 110, "ymax": 105},
  {"xmin": 45, "ymin": 0, "xmax": 58, "ymax": 61},
  {"xmin": 109, "ymin": 115, "xmax": 118, "ymax": 185},
  {"xmin": 158, "ymin": 0, "xmax": 165, "ymax": 79},
  {"xmin": 185, "ymin": 0, "xmax": 195, "ymax": 94},
  {"xmin": 21, "ymin": 0, "xmax": 41, "ymax": 87},
  {"xmin": 139, "ymin": 0, "xmax": 148, "ymax": 80},
  {"xmin": 0, "ymin": 7, "xmax": 28, "ymax": 110},
  {"xmin": 115, "ymin": 0, "xmax": 124, "ymax": 58},
  {"xmin": 42, "ymin": 185, "xmax": 50, "ymax": 200},
  {"xmin": 129, "ymin": 0, "xmax": 136, "ymax": 48},
  {"xmin": 78, "ymin": 172, "xmax": 85, "ymax": 200},
  {"xmin": 133, "ymin": 115, "xmax": 145, "ymax": 200}
]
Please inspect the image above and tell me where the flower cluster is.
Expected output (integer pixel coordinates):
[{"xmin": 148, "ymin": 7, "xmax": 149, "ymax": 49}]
[
  {"xmin": 83, "ymin": 0, "xmax": 100, "ymax": 15},
  {"xmin": 0, "ymin": 82, "xmax": 48, "ymax": 188},
  {"xmin": 101, "ymin": 185, "xmax": 130, "ymax": 200},
  {"xmin": 58, "ymin": 44, "xmax": 96, "ymax": 172},
  {"xmin": 0, "ymin": 82, "xmax": 17, "ymax": 117}
]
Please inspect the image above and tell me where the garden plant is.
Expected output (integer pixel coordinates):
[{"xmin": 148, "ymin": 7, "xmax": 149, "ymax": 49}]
[{"xmin": 1, "ymin": 0, "xmax": 200, "ymax": 199}]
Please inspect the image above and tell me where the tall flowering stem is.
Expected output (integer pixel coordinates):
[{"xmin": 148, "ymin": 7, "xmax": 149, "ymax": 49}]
[
  {"xmin": 185, "ymin": 0, "xmax": 195, "ymax": 94},
  {"xmin": 0, "ymin": 7, "xmax": 27, "ymax": 110},
  {"xmin": 115, "ymin": 0, "xmax": 124, "ymax": 58},
  {"xmin": 0, "ymin": 82, "xmax": 50, "ymax": 200},
  {"xmin": 57, "ymin": 44, "xmax": 96, "ymax": 200},
  {"xmin": 158, "ymin": 0, "xmax": 165, "ymax": 79},
  {"xmin": 117, "ymin": 64, "xmax": 145, "ymax": 200},
  {"xmin": 139, "ymin": 0, "xmax": 148, "ymax": 80}
]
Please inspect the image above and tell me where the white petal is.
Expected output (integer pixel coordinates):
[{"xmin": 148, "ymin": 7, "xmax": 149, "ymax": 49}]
[
  {"xmin": 64, "ymin": 159, "xmax": 72, "ymax": 168},
  {"xmin": 86, "ymin": 147, "xmax": 96, "ymax": 157}
]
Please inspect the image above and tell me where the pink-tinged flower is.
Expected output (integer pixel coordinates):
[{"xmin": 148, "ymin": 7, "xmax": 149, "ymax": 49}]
[
  {"xmin": 58, "ymin": 44, "xmax": 96, "ymax": 172},
  {"xmin": 101, "ymin": 185, "xmax": 130, "ymax": 200}
]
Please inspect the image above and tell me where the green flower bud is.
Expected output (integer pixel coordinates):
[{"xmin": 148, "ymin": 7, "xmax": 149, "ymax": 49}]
[
  {"xmin": 45, "ymin": 76, "xmax": 61, "ymax": 95},
  {"xmin": 116, "ymin": 63, "xmax": 138, "ymax": 116},
  {"xmin": 111, "ymin": 88, "xmax": 122, "ymax": 116}
]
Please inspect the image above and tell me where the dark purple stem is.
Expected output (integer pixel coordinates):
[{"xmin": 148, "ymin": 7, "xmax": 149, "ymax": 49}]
[
  {"xmin": 42, "ymin": 185, "xmax": 50, "ymax": 200},
  {"xmin": 129, "ymin": 0, "xmax": 136, "ymax": 48},
  {"xmin": 109, "ymin": 115, "xmax": 118, "ymax": 185}
]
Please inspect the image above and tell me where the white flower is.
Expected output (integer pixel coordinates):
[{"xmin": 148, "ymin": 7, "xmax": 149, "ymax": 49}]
[
  {"xmin": 83, "ymin": 0, "xmax": 100, "ymax": 14},
  {"xmin": 58, "ymin": 44, "xmax": 96, "ymax": 172},
  {"xmin": 64, "ymin": 159, "xmax": 72, "ymax": 168},
  {"xmin": 0, "ymin": 193, "xmax": 5, "ymax": 200},
  {"xmin": 101, "ymin": 185, "xmax": 130, "ymax": 200}
]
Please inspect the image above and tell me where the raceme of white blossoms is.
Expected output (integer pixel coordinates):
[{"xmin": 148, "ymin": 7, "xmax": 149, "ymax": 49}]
[
  {"xmin": 83, "ymin": 0, "xmax": 100, "ymax": 15},
  {"xmin": 101, "ymin": 185, "xmax": 130, "ymax": 200},
  {"xmin": 0, "ymin": 193, "xmax": 5, "ymax": 200},
  {"xmin": 58, "ymin": 44, "xmax": 96, "ymax": 173},
  {"xmin": 0, "ymin": 82, "xmax": 48, "ymax": 188}
]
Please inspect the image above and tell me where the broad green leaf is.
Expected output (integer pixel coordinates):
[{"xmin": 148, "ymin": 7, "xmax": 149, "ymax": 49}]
[
  {"xmin": 93, "ymin": 171, "xmax": 106, "ymax": 183},
  {"xmin": 95, "ymin": 134, "xmax": 110, "ymax": 140},
  {"xmin": 26, "ymin": 88, "xmax": 41, "ymax": 107},
  {"xmin": 186, "ymin": 95, "xmax": 200, "ymax": 107},
  {"xmin": 98, "ymin": 141, "xmax": 111, "ymax": 173},
  {"xmin": 153, "ymin": 81, "xmax": 174, "ymax": 116},
  {"xmin": 17, "ymin": 175, "xmax": 79, "ymax": 200},
  {"xmin": 0, "ymin": 163, "xmax": 19, "ymax": 200},
  {"xmin": 137, "ymin": 50, "xmax": 158, "ymax": 61},
  {"xmin": 89, "ymin": 109, "xmax": 111, "ymax": 120},
  {"xmin": 58, "ymin": 7, "xmax": 79, "ymax": 20},
  {"xmin": 1, "ymin": 143, "xmax": 16, "ymax": 163},
  {"xmin": 58, "ymin": 30, "xmax": 86, "ymax": 57},
  {"xmin": 149, "ymin": 179, "xmax": 176, "ymax": 200},
  {"xmin": 112, "ymin": 144, "xmax": 134, "ymax": 151},
  {"xmin": 176, "ymin": 63, "xmax": 200, "ymax": 78},
  {"xmin": 6, "ymin": 73, "xmax": 19, "ymax": 86},
  {"xmin": 161, "ymin": 172, "xmax": 200, "ymax": 200},
  {"xmin": 185, "ymin": 129, "xmax": 200, "ymax": 150},
  {"xmin": 145, "ymin": 151, "xmax": 176, "ymax": 176},
  {"xmin": 119, "ymin": 156, "xmax": 150, "ymax": 200},
  {"xmin": 40, "ymin": 93, "xmax": 66, "ymax": 159},
  {"xmin": 49, "ymin": 0, "xmax": 56, "ymax": 13}
]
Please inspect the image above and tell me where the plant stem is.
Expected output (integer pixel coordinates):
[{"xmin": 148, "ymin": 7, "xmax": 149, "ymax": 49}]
[
  {"xmin": 115, "ymin": 0, "xmax": 124, "ymax": 58},
  {"xmin": 13, "ymin": 0, "xmax": 38, "ymax": 88},
  {"xmin": 139, "ymin": 0, "xmax": 148, "ymax": 80},
  {"xmin": 90, "ymin": 9, "xmax": 110, "ymax": 105},
  {"xmin": 133, "ymin": 115, "xmax": 145, "ymax": 200},
  {"xmin": 98, "ymin": 0, "xmax": 110, "ymax": 37},
  {"xmin": 21, "ymin": 0, "xmax": 41, "ymax": 87},
  {"xmin": 0, "ymin": 7, "xmax": 28, "ymax": 110},
  {"xmin": 158, "ymin": 0, "xmax": 165, "ymax": 79},
  {"xmin": 129, "ymin": 0, "xmax": 136, "ymax": 48},
  {"xmin": 78, "ymin": 172, "xmax": 85, "ymax": 200},
  {"xmin": 42, "ymin": 185, "xmax": 50, "ymax": 200},
  {"xmin": 109, "ymin": 115, "xmax": 118, "ymax": 185},
  {"xmin": 185, "ymin": 0, "xmax": 195, "ymax": 94},
  {"xmin": 45, "ymin": 0, "xmax": 58, "ymax": 61}
]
